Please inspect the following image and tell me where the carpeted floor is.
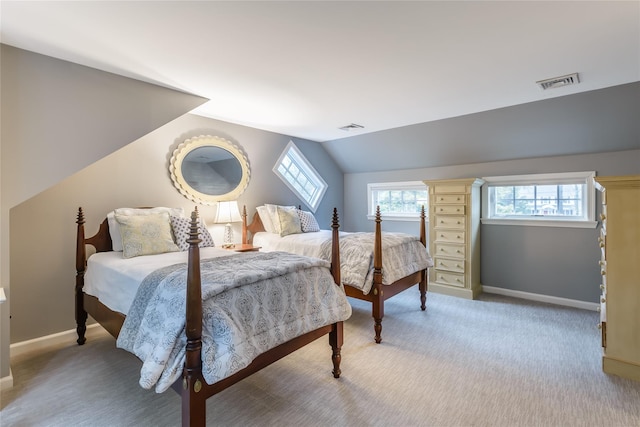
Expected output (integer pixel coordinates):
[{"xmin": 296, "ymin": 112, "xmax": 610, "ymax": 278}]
[{"xmin": 2, "ymin": 291, "xmax": 640, "ymax": 426}]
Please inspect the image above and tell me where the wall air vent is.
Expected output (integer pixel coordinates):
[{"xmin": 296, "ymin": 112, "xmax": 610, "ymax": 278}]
[
  {"xmin": 339, "ymin": 123, "xmax": 364, "ymax": 131},
  {"xmin": 536, "ymin": 73, "xmax": 580, "ymax": 90}
]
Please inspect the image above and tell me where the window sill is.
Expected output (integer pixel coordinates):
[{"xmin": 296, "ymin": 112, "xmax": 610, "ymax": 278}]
[{"xmin": 481, "ymin": 218, "xmax": 598, "ymax": 229}]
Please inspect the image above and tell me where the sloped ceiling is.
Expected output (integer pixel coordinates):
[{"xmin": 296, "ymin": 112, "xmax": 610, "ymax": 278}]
[{"xmin": 1, "ymin": 1, "xmax": 638, "ymax": 144}]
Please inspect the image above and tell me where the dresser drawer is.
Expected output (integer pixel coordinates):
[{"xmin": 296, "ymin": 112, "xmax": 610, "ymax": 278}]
[
  {"xmin": 433, "ymin": 194, "xmax": 465, "ymax": 204},
  {"xmin": 433, "ymin": 184, "xmax": 467, "ymax": 194},
  {"xmin": 434, "ymin": 271, "xmax": 466, "ymax": 288},
  {"xmin": 434, "ymin": 205, "xmax": 466, "ymax": 215},
  {"xmin": 434, "ymin": 257, "xmax": 465, "ymax": 274},
  {"xmin": 434, "ymin": 242, "xmax": 465, "ymax": 258},
  {"xmin": 435, "ymin": 230, "xmax": 465, "ymax": 244},
  {"xmin": 434, "ymin": 215, "xmax": 465, "ymax": 230}
]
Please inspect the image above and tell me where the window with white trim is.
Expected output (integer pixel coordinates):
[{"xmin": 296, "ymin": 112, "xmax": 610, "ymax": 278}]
[
  {"xmin": 482, "ymin": 171, "xmax": 597, "ymax": 228},
  {"xmin": 273, "ymin": 141, "xmax": 328, "ymax": 212},
  {"xmin": 367, "ymin": 181, "xmax": 428, "ymax": 221}
]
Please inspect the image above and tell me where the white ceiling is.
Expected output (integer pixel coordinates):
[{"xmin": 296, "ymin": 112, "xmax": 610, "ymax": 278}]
[{"xmin": 1, "ymin": 1, "xmax": 639, "ymax": 143}]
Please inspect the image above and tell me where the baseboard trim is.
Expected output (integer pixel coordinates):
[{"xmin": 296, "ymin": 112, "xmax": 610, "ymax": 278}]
[
  {"xmin": 482, "ymin": 286, "xmax": 599, "ymax": 311},
  {"xmin": 0, "ymin": 369, "xmax": 13, "ymax": 391},
  {"xmin": 10, "ymin": 323, "xmax": 107, "ymax": 359}
]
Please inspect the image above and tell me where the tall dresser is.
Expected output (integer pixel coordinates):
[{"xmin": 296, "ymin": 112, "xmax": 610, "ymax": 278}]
[
  {"xmin": 594, "ymin": 175, "xmax": 640, "ymax": 382},
  {"xmin": 423, "ymin": 178, "xmax": 484, "ymax": 299}
]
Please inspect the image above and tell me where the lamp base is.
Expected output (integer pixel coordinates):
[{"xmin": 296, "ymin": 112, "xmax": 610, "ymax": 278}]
[{"xmin": 222, "ymin": 223, "xmax": 234, "ymax": 248}]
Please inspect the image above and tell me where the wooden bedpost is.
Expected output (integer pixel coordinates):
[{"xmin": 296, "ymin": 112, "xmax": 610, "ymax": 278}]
[
  {"xmin": 241, "ymin": 205, "xmax": 248, "ymax": 245},
  {"xmin": 329, "ymin": 208, "xmax": 343, "ymax": 378},
  {"xmin": 182, "ymin": 208, "xmax": 206, "ymax": 427},
  {"xmin": 419, "ymin": 205, "xmax": 428, "ymax": 311},
  {"xmin": 75, "ymin": 208, "xmax": 88, "ymax": 345},
  {"xmin": 372, "ymin": 206, "xmax": 384, "ymax": 344}
]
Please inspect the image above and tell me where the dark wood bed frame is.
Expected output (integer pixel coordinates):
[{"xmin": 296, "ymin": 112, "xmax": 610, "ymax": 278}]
[
  {"xmin": 243, "ymin": 205, "xmax": 428, "ymax": 344},
  {"xmin": 75, "ymin": 207, "xmax": 345, "ymax": 427}
]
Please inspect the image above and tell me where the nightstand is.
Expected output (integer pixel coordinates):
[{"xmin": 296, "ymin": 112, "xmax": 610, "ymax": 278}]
[{"xmin": 224, "ymin": 243, "xmax": 261, "ymax": 252}]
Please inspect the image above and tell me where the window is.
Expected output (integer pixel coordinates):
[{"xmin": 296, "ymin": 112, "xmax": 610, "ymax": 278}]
[
  {"xmin": 367, "ymin": 181, "xmax": 428, "ymax": 221},
  {"xmin": 273, "ymin": 141, "xmax": 327, "ymax": 212},
  {"xmin": 482, "ymin": 171, "xmax": 597, "ymax": 228}
]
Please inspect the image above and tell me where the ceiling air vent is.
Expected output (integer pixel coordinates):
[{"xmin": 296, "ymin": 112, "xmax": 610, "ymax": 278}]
[
  {"xmin": 536, "ymin": 73, "xmax": 580, "ymax": 90},
  {"xmin": 339, "ymin": 123, "xmax": 364, "ymax": 131}
]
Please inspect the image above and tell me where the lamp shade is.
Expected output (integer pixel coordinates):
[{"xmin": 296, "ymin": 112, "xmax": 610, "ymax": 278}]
[{"xmin": 214, "ymin": 200, "xmax": 242, "ymax": 224}]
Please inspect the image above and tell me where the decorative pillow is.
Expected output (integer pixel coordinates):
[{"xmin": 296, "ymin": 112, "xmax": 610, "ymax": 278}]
[
  {"xmin": 277, "ymin": 205, "xmax": 302, "ymax": 236},
  {"xmin": 108, "ymin": 207, "xmax": 185, "ymax": 251},
  {"xmin": 298, "ymin": 210, "xmax": 320, "ymax": 232},
  {"xmin": 115, "ymin": 212, "xmax": 179, "ymax": 258},
  {"xmin": 170, "ymin": 215, "xmax": 215, "ymax": 251},
  {"xmin": 266, "ymin": 204, "xmax": 296, "ymax": 235},
  {"xmin": 256, "ymin": 206, "xmax": 276, "ymax": 233}
]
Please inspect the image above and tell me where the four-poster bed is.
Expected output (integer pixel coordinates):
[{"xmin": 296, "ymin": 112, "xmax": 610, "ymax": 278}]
[
  {"xmin": 75, "ymin": 207, "xmax": 350, "ymax": 427},
  {"xmin": 243, "ymin": 205, "xmax": 433, "ymax": 344}
]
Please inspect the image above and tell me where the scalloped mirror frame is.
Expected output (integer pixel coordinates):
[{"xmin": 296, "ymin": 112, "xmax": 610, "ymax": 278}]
[{"xmin": 169, "ymin": 135, "xmax": 251, "ymax": 205}]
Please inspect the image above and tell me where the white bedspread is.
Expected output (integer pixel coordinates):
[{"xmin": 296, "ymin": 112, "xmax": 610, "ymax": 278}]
[
  {"xmin": 253, "ymin": 230, "xmax": 433, "ymax": 294},
  {"xmin": 115, "ymin": 251, "xmax": 351, "ymax": 393},
  {"xmin": 84, "ymin": 247, "xmax": 228, "ymax": 314}
]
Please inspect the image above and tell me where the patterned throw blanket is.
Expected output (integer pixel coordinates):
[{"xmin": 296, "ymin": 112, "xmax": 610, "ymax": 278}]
[
  {"xmin": 117, "ymin": 251, "xmax": 352, "ymax": 393},
  {"xmin": 320, "ymin": 232, "xmax": 434, "ymax": 295}
]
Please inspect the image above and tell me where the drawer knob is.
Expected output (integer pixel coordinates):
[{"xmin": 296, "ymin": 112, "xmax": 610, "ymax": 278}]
[
  {"xmin": 456, "ymin": 264, "xmax": 462, "ymax": 269},
  {"xmin": 601, "ymin": 270, "xmax": 606, "ymax": 276},
  {"xmin": 456, "ymin": 278, "xmax": 462, "ymax": 283},
  {"xmin": 456, "ymin": 250, "xmax": 461, "ymax": 253},
  {"xmin": 601, "ymin": 297, "xmax": 606, "ymax": 303},
  {"xmin": 440, "ymin": 248, "xmax": 444, "ymax": 251},
  {"xmin": 457, "ymin": 235, "xmax": 461, "ymax": 239},
  {"xmin": 440, "ymin": 220, "xmax": 444, "ymax": 224},
  {"xmin": 457, "ymin": 221, "xmax": 461, "ymax": 224}
]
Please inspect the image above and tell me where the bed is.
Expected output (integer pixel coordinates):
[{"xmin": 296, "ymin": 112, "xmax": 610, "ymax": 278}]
[
  {"xmin": 243, "ymin": 204, "xmax": 433, "ymax": 344},
  {"xmin": 75, "ymin": 206, "xmax": 351, "ymax": 427}
]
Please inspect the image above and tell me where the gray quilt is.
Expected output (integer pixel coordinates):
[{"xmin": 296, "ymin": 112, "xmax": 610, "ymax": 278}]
[
  {"xmin": 116, "ymin": 251, "xmax": 352, "ymax": 393},
  {"xmin": 320, "ymin": 232, "xmax": 433, "ymax": 295}
]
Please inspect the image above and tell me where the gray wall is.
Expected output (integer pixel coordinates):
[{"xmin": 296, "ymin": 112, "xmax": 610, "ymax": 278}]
[
  {"xmin": 1, "ymin": 44, "xmax": 208, "ymax": 381},
  {"xmin": 323, "ymin": 82, "xmax": 640, "ymax": 174},
  {"xmin": 344, "ymin": 150, "xmax": 640, "ymax": 303},
  {"xmin": 2, "ymin": 47, "xmax": 343, "ymax": 358}
]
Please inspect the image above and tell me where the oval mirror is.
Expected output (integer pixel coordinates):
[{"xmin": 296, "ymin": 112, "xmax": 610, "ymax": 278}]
[{"xmin": 169, "ymin": 135, "xmax": 250, "ymax": 205}]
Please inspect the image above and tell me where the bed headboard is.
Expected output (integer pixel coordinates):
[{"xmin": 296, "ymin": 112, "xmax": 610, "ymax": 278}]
[{"xmin": 243, "ymin": 210, "xmax": 265, "ymax": 244}]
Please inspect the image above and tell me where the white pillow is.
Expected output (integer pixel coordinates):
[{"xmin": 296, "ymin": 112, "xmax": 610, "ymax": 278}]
[
  {"xmin": 298, "ymin": 210, "xmax": 320, "ymax": 232},
  {"xmin": 108, "ymin": 207, "xmax": 185, "ymax": 251},
  {"xmin": 256, "ymin": 206, "xmax": 276, "ymax": 233},
  {"xmin": 265, "ymin": 204, "xmax": 295, "ymax": 235},
  {"xmin": 277, "ymin": 206, "xmax": 302, "ymax": 236}
]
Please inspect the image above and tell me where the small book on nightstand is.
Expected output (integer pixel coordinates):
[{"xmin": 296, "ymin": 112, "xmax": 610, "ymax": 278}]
[{"xmin": 225, "ymin": 244, "xmax": 260, "ymax": 252}]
